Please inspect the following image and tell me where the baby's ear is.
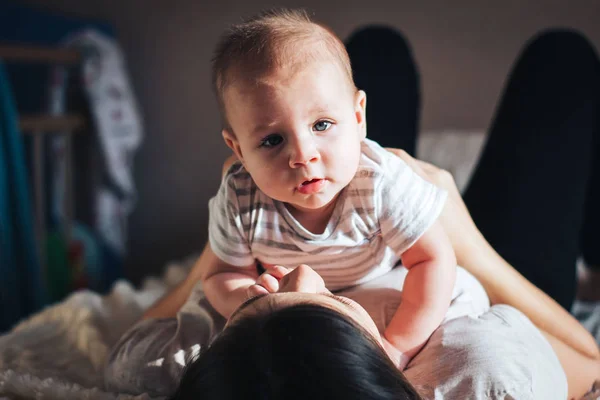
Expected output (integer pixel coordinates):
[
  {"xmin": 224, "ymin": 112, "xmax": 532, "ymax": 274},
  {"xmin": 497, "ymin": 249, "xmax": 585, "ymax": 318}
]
[
  {"xmin": 355, "ymin": 90, "xmax": 367, "ymax": 140},
  {"xmin": 222, "ymin": 129, "xmax": 244, "ymax": 162}
]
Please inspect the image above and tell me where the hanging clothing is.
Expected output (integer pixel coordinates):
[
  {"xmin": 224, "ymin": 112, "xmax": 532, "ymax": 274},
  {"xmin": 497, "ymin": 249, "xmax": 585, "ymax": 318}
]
[
  {"xmin": 48, "ymin": 30, "xmax": 143, "ymax": 290},
  {"xmin": 0, "ymin": 62, "xmax": 45, "ymax": 332}
]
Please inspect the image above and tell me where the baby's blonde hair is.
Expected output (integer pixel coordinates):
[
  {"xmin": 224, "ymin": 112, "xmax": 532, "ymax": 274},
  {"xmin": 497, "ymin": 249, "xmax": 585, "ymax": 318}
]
[{"xmin": 211, "ymin": 8, "xmax": 356, "ymax": 130}]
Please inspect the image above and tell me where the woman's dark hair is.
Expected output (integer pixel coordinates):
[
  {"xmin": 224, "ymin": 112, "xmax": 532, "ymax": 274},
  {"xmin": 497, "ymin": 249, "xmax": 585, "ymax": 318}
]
[{"xmin": 171, "ymin": 303, "xmax": 422, "ymax": 400}]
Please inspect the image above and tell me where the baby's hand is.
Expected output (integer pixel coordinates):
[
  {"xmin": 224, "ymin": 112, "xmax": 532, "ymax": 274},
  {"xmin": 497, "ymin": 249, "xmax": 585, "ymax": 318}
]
[{"xmin": 247, "ymin": 265, "xmax": 291, "ymax": 298}]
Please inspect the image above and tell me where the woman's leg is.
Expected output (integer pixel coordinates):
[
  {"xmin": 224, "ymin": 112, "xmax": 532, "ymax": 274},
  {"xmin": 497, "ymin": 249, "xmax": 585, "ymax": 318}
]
[
  {"xmin": 579, "ymin": 116, "xmax": 600, "ymax": 301},
  {"xmin": 462, "ymin": 29, "xmax": 600, "ymax": 310},
  {"xmin": 345, "ymin": 26, "xmax": 420, "ymax": 155}
]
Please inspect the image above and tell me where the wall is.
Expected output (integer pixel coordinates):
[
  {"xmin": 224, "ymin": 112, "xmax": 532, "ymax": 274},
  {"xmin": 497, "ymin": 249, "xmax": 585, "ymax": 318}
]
[{"xmin": 16, "ymin": 0, "xmax": 600, "ymax": 283}]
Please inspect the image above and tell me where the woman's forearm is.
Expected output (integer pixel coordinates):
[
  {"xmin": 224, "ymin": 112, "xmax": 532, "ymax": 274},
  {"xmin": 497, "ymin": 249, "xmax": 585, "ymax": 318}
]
[
  {"xmin": 459, "ymin": 229, "xmax": 600, "ymax": 361},
  {"xmin": 541, "ymin": 329, "xmax": 600, "ymax": 399}
]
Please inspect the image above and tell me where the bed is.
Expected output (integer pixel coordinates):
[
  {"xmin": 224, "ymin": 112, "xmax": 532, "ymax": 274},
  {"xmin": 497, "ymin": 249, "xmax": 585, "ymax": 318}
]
[{"xmin": 1, "ymin": 130, "xmax": 598, "ymax": 399}]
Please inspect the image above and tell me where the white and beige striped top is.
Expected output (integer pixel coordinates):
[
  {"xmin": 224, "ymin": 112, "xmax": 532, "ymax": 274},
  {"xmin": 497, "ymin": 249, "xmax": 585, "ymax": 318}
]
[{"xmin": 208, "ymin": 138, "xmax": 447, "ymax": 291}]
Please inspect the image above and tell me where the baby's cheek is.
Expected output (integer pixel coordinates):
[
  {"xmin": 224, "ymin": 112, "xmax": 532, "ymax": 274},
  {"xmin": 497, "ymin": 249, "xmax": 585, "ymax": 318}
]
[
  {"xmin": 253, "ymin": 175, "xmax": 280, "ymax": 197},
  {"xmin": 254, "ymin": 168, "xmax": 289, "ymax": 195}
]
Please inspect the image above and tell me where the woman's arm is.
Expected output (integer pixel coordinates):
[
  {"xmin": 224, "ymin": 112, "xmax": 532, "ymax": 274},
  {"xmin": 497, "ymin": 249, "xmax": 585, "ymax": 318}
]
[
  {"xmin": 386, "ymin": 148, "xmax": 600, "ymax": 398},
  {"xmin": 387, "ymin": 148, "xmax": 598, "ymax": 358}
]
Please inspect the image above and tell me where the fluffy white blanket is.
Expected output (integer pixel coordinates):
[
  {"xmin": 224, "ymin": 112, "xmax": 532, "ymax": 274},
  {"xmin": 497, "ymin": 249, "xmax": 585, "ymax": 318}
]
[{"xmin": 0, "ymin": 255, "xmax": 197, "ymax": 400}]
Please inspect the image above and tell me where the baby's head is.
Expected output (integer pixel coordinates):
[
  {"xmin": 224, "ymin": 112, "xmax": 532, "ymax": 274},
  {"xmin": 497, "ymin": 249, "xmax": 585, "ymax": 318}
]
[{"xmin": 212, "ymin": 9, "xmax": 367, "ymax": 215}]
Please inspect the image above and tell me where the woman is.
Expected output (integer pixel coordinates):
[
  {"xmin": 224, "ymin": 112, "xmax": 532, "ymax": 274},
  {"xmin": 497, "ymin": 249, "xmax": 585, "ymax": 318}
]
[{"xmin": 105, "ymin": 28, "xmax": 600, "ymax": 399}]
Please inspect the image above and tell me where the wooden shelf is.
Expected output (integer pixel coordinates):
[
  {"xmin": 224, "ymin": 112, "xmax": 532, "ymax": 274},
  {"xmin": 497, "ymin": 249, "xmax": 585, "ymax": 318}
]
[
  {"xmin": 0, "ymin": 43, "xmax": 80, "ymax": 65},
  {"xmin": 19, "ymin": 114, "xmax": 85, "ymax": 133}
]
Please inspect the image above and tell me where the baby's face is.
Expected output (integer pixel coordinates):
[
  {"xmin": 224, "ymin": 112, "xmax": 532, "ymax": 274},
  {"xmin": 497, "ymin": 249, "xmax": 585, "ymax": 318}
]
[{"xmin": 222, "ymin": 61, "xmax": 366, "ymax": 216}]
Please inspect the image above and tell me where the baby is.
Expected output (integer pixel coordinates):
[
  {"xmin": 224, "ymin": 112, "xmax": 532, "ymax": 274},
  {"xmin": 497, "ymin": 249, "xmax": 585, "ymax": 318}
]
[{"xmin": 202, "ymin": 9, "xmax": 456, "ymax": 369}]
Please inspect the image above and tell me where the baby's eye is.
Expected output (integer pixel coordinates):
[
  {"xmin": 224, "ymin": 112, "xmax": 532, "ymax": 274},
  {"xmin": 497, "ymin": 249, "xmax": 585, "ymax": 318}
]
[
  {"xmin": 260, "ymin": 134, "xmax": 283, "ymax": 148},
  {"xmin": 313, "ymin": 121, "xmax": 332, "ymax": 132}
]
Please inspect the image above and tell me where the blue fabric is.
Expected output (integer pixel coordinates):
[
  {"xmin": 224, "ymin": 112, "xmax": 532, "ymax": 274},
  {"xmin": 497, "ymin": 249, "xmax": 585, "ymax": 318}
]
[
  {"xmin": 0, "ymin": 68, "xmax": 22, "ymax": 330},
  {"xmin": 0, "ymin": 62, "xmax": 45, "ymax": 332}
]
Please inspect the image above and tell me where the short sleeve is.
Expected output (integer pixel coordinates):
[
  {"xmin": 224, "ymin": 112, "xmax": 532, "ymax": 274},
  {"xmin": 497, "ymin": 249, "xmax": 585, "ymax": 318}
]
[
  {"xmin": 208, "ymin": 173, "xmax": 254, "ymax": 266},
  {"xmin": 377, "ymin": 153, "xmax": 447, "ymax": 255}
]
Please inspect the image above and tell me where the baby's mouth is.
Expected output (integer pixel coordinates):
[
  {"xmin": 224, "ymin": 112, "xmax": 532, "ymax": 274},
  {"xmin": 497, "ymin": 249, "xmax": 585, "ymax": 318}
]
[
  {"xmin": 297, "ymin": 178, "xmax": 326, "ymax": 194},
  {"xmin": 301, "ymin": 178, "xmax": 321, "ymax": 186}
]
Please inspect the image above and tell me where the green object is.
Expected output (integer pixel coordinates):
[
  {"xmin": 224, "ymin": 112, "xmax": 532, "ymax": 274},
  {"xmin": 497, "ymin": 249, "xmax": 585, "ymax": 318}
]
[{"xmin": 46, "ymin": 231, "xmax": 71, "ymax": 302}]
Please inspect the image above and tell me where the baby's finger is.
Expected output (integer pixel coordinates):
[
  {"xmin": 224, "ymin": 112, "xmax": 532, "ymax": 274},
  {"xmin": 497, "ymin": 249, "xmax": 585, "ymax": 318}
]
[
  {"xmin": 265, "ymin": 265, "xmax": 291, "ymax": 279},
  {"xmin": 247, "ymin": 284, "xmax": 269, "ymax": 298},
  {"xmin": 256, "ymin": 273, "xmax": 280, "ymax": 293}
]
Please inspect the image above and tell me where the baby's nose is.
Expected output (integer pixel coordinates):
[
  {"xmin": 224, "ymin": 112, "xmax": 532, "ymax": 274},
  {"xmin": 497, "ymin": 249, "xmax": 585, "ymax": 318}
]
[{"xmin": 289, "ymin": 140, "xmax": 320, "ymax": 168}]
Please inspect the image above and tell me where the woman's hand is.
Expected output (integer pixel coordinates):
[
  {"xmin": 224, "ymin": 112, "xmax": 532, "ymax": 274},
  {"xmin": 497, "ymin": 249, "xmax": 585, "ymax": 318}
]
[{"xmin": 385, "ymin": 148, "xmax": 483, "ymax": 267}]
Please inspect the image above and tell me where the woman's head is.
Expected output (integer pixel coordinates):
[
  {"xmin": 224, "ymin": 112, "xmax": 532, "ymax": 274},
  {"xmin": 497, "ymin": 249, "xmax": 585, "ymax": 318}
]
[
  {"xmin": 171, "ymin": 300, "xmax": 421, "ymax": 400},
  {"xmin": 243, "ymin": 264, "xmax": 383, "ymax": 341}
]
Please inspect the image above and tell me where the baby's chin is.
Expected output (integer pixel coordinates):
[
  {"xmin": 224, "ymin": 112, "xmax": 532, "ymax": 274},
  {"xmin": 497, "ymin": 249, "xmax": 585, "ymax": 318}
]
[{"xmin": 288, "ymin": 192, "xmax": 340, "ymax": 212}]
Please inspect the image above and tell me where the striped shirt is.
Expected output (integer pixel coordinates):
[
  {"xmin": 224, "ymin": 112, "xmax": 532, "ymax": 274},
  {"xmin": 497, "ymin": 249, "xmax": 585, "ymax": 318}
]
[{"xmin": 208, "ymin": 138, "xmax": 447, "ymax": 291}]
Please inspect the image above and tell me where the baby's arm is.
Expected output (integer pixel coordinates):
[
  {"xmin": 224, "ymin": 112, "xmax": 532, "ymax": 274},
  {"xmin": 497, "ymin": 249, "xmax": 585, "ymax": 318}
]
[
  {"xmin": 384, "ymin": 220, "xmax": 456, "ymax": 368},
  {"xmin": 201, "ymin": 248, "xmax": 259, "ymax": 319}
]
